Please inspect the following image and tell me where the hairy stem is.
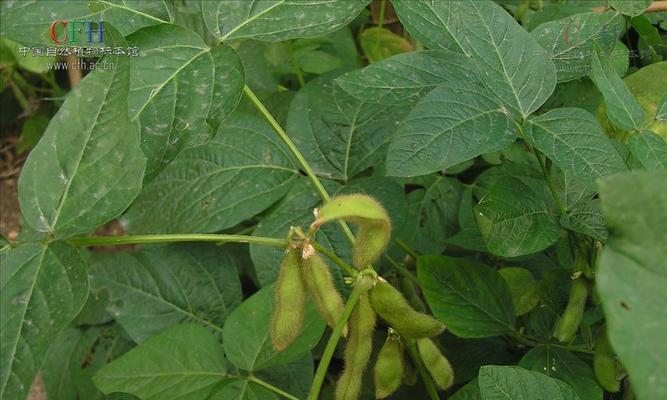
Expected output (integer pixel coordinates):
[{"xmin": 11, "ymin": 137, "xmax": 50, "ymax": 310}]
[
  {"xmin": 307, "ymin": 283, "xmax": 364, "ymax": 400},
  {"xmin": 405, "ymin": 339, "xmax": 440, "ymax": 400},
  {"xmin": 378, "ymin": 0, "xmax": 387, "ymax": 28},
  {"xmin": 243, "ymin": 85, "xmax": 330, "ymax": 202},
  {"xmin": 67, "ymin": 234, "xmax": 287, "ymax": 248},
  {"xmin": 248, "ymin": 376, "xmax": 299, "ymax": 400}
]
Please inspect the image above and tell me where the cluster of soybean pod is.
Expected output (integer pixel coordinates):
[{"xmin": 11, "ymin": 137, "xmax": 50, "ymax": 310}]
[{"xmin": 270, "ymin": 194, "xmax": 454, "ymax": 399}]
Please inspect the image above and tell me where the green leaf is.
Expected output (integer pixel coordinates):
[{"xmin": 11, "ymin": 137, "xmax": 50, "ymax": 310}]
[
  {"xmin": 399, "ymin": 175, "xmax": 463, "ymax": 254},
  {"xmin": 42, "ymin": 324, "xmax": 133, "ymax": 400},
  {"xmin": 591, "ymin": 45, "xmax": 645, "ymax": 131},
  {"xmin": 209, "ymin": 379, "xmax": 276, "ymax": 400},
  {"xmin": 524, "ymin": 107, "xmax": 627, "ymax": 188},
  {"xmin": 127, "ymin": 24, "xmax": 214, "ymax": 179},
  {"xmin": 475, "ymin": 177, "xmax": 561, "ymax": 257},
  {"xmin": 627, "ymin": 130, "xmax": 667, "ymax": 169},
  {"xmin": 418, "ymin": 256, "xmax": 516, "ymax": 338},
  {"xmin": 202, "ymin": 0, "xmax": 370, "ymax": 42},
  {"xmin": 559, "ymin": 201, "xmax": 608, "ymax": 242},
  {"xmin": 498, "ymin": 267, "xmax": 539, "ymax": 316},
  {"xmin": 359, "ymin": 27, "xmax": 412, "ymax": 63},
  {"xmin": 286, "ymin": 73, "xmax": 409, "ymax": 181},
  {"xmin": 597, "ymin": 170, "xmax": 667, "ymax": 400},
  {"xmin": 520, "ymin": 346, "xmax": 602, "ymax": 400},
  {"xmin": 335, "ymin": 50, "xmax": 477, "ymax": 104},
  {"xmin": 451, "ymin": 379, "xmax": 481, "ymax": 400},
  {"xmin": 1, "ymin": 242, "xmax": 88, "ymax": 399},
  {"xmin": 255, "ymin": 355, "xmax": 314, "ymax": 399},
  {"xmin": 0, "ymin": 0, "xmax": 170, "ymax": 46},
  {"xmin": 657, "ymin": 94, "xmax": 667, "ymax": 121},
  {"xmin": 446, "ymin": 186, "xmax": 488, "ymax": 252},
  {"xmin": 395, "ymin": 0, "xmax": 556, "ymax": 117},
  {"xmin": 531, "ymin": 11, "xmax": 624, "ymax": 82},
  {"xmin": 610, "ymin": 0, "xmax": 652, "ymax": 16},
  {"xmin": 0, "ymin": 37, "xmax": 56, "ymax": 74},
  {"xmin": 124, "ymin": 113, "xmax": 299, "ymax": 234},
  {"xmin": 18, "ymin": 27, "xmax": 145, "ymax": 237},
  {"xmin": 17, "ymin": 115, "xmax": 49, "ymax": 154},
  {"xmin": 478, "ymin": 365, "xmax": 580, "ymax": 400},
  {"xmin": 440, "ymin": 335, "xmax": 519, "ymax": 384},
  {"xmin": 93, "ymin": 324, "xmax": 226, "ymax": 400},
  {"xmin": 222, "ymin": 285, "xmax": 325, "ymax": 371},
  {"xmin": 89, "ymin": 244, "xmax": 242, "ymax": 343},
  {"xmin": 386, "ymin": 79, "xmax": 518, "ymax": 177}
]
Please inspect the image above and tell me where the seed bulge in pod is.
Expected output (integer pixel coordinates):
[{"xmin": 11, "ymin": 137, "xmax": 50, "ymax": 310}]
[
  {"xmin": 553, "ymin": 276, "xmax": 588, "ymax": 343},
  {"xmin": 416, "ymin": 338, "xmax": 454, "ymax": 390},
  {"xmin": 594, "ymin": 330, "xmax": 621, "ymax": 392},
  {"xmin": 369, "ymin": 280, "xmax": 445, "ymax": 338},
  {"xmin": 303, "ymin": 251, "xmax": 347, "ymax": 335},
  {"xmin": 270, "ymin": 247, "xmax": 306, "ymax": 351},
  {"xmin": 374, "ymin": 331, "xmax": 404, "ymax": 399},
  {"xmin": 336, "ymin": 294, "xmax": 376, "ymax": 400}
]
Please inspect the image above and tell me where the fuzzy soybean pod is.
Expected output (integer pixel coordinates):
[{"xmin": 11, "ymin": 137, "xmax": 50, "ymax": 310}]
[
  {"xmin": 594, "ymin": 330, "xmax": 621, "ymax": 392},
  {"xmin": 374, "ymin": 332, "xmax": 404, "ymax": 399},
  {"xmin": 416, "ymin": 338, "xmax": 454, "ymax": 390},
  {"xmin": 553, "ymin": 276, "xmax": 589, "ymax": 343},
  {"xmin": 369, "ymin": 279, "xmax": 445, "ymax": 338},
  {"xmin": 336, "ymin": 294, "xmax": 376, "ymax": 400},
  {"xmin": 302, "ymin": 251, "xmax": 347, "ymax": 334},
  {"xmin": 311, "ymin": 194, "xmax": 391, "ymax": 268},
  {"xmin": 270, "ymin": 247, "xmax": 307, "ymax": 352}
]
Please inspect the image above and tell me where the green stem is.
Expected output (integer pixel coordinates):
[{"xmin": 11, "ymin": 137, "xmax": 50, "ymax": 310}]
[
  {"xmin": 395, "ymin": 238, "xmax": 419, "ymax": 260},
  {"xmin": 67, "ymin": 234, "xmax": 287, "ymax": 248},
  {"xmin": 384, "ymin": 255, "xmax": 419, "ymax": 284},
  {"xmin": 248, "ymin": 376, "xmax": 299, "ymax": 400},
  {"xmin": 6, "ymin": 72, "xmax": 30, "ymax": 111},
  {"xmin": 243, "ymin": 85, "xmax": 330, "ymax": 202},
  {"xmin": 405, "ymin": 339, "xmax": 440, "ymax": 400},
  {"xmin": 310, "ymin": 239, "xmax": 358, "ymax": 277},
  {"xmin": 378, "ymin": 0, "xmax": 387, "ymax": 28},
  {"xmin": 287, "ymin": 43, "xmax": 305, "ymax": 88},
  {"xmin": 307, "ymin": 283, "xmax": 364, "ymax": 400}
]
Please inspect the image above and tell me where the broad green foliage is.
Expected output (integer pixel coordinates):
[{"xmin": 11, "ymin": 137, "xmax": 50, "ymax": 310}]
[
  {"xmin": 597, "ymin": 170, "xmax": 667, "ymax": 400},
  {"xmin": 3, "ymin": 1, "xmax": 666, "ymax": 399},
  {"xmin": 18, "ymin": 28, "xmax": 145, "ymax": 237}
]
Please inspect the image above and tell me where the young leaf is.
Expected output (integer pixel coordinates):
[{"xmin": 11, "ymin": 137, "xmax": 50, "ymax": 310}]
[
  {"xmin": 520, "ymin": 346, "xmax": 602, "ymax": 400},
  {"xmin": 223, "ymin": 285, "xmax": 325, "ymax": 372},
  {"xmin": 127, "ymin": 24, "xmax": 214, "ymax": 179},
  {"xmin": 386, "ymin": 79, "xmax": 518, "ymax": 177},
  {"xmin": 478, "ymin": 366, "xmax": 580, "ymax": 400},
  {"xmin": 202, "ymin": 0, "xmax": 370, "ymax": 42},
  {"xmin": 1, "ymin": 243, "xmax": 88, "ymax": 400},
  {"xmin": 93, "ymin": 324, "xmax": 227, "ymax": 400},
  {"xmin": 398, "ymin": 0, "xmax": 557, "ymax": 118},
  {"xmin": 89, "ymin": 244, "xmax": 242, "ymax": 343},
  {"xmin": 360, "ymin": 27, "xmax": 412, "ymax": 63},
  {"xmin": 124, "ymin": 113, "xmax": 299, "ymax": 234},
  {"xmin": 523, "ymin": 107, "xmax": 627, "ymax": 188},
  {"xmin": 335, "ymin": 50, "xmax": 476, "ymax": 104},
  {"xmin": 531, "ymin": 11, "xmax": 624, "ymax": 82},
  {"xmin": 627, "ymin": 130, "xmax": 667, "ymax": 170},
  {"xmin": 590, "ymin": 44, "xmax": 645, "ymax": 131},
  {"xmin": 597, "ymin": 170, "xmax": 667, "ymax": 400},
  {"xmin": 18, "ymin": 26, "xmax": 145, "ymax": 237},
  {"xmin": 475, "ymin": 177, "xmax": 561, "ymax": 257},
  {"xmin": 418, "ymin": 256, "xmax": 516, "ymax": 338}
]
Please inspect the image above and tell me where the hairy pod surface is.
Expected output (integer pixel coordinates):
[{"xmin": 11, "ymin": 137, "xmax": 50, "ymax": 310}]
[
  {"xmin": 312, "ymin": 194, "xmax": 391, "ymax": 268},
  {"xmin": 374, "ymin": 333, "xmax": 404, "ymax": 399},
  {"xmin": 594, "ymin": 330, "xmax": 621, "ymax": 392},
  {"xmin": 553, "ymin": 276, "xmax": 589, "ymax": 343},
  {"xmin": 416, "ymin": 338, "xmax": 454, "ymax": 390},
  {"xmin": 302, "ymin": 252, "xmax": 347, "ymax": 334},
  {"xmin": 271, "ymin": 248, "xmax": 307, "ymax": 352},
  {"xmin": 336, "ymin": 294, "xmax": 376, "ymax": 400},
  {"xmin": 369, "ymin": 280, "xmax": 445, "ymax": 338}
]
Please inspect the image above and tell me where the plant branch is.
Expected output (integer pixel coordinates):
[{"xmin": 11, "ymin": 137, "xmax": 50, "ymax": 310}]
[
  {"xmin": 404, "ymin": 339, "xmax": 440, "ymax": 400},
  {"xmin": 243, "ymin": 85, "xmax": 330, "ymax": 202},
  {"xmin": 67, "ymin": 234, "xmax": 287, "ymax": 248},
  {"xmin": 395, "ymin": 238, "xmax": 419, "ymax": 259},
  {"xmin": 378, "ymin": 0, "xmax": 387, "ymax": 28},
  {"xmin": 248, "ymin": 376, "xmax": 299, "ymax": 400},
  {"xmin": 307, "ymin": 283, "xmax": 364, "ymax": 400},
  {"xmin": 384, "ymin": 255, "xmax": 419, "ymax": 284}
]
